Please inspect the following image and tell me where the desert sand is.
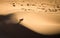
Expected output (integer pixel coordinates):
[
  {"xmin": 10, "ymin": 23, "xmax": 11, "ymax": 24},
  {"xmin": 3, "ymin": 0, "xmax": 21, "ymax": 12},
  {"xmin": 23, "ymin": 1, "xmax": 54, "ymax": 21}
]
[{"xmin": 0, "ymin": 0, "xmax": 60, "ymax": 35}]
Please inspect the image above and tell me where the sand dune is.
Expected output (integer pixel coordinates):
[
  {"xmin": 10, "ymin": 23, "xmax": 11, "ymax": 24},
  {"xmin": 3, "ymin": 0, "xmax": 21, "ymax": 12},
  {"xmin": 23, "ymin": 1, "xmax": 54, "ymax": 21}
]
[{"xmin": 0, "ymin": 0, "xmax": 60, "ymax": 35}]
